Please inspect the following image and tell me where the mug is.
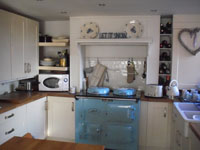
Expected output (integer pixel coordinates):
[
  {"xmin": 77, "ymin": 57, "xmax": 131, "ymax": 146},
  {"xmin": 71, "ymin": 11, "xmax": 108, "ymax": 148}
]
[{"xmin": 70, "ymin": 86, "xmax": 76, "ymax": 94}]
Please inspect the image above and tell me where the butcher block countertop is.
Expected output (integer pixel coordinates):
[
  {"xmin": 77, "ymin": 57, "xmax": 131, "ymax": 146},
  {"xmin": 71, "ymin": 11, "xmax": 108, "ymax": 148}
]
[
  {"xmin": 0, "ymin": 137, "xmax": 104, "ymax": 150},
  {"xmin": 0, "ymin": 91, "xmax": 175, "ymax": 114},
  {"xmin": 140, "ymin": 93, "xmax": 175, "ymax": 102},
  {"xmin": 190, "ymin": 123, "xmax": 200, "ymax": 141},
  {"xmin": 0, "ymin": 91, "xmax": 74, "ymax": 114}
]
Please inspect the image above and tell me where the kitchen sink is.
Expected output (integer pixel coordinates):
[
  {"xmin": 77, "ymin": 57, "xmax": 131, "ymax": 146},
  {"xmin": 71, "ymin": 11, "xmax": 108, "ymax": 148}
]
[
  {"xmin": 183, "ymin": 111, "xmax": 200, "ymax": 121},
  {"xmin": 174, "ymin": 102, "xmax": 200, "ymax": 122},
  {"xmin": 173, "ymin": 102, "xmax": 200, "ymax": 137},
  {"xmin": 177, "ymin": 103, "xmax": 200, "ymax": 111}
]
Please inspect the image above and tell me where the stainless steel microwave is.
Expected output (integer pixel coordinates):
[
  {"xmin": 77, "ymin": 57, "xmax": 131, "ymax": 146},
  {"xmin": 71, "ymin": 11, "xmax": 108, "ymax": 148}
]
[{"xmin": 39, "ymin": 74, "xmax": 69, "ymax": 91}]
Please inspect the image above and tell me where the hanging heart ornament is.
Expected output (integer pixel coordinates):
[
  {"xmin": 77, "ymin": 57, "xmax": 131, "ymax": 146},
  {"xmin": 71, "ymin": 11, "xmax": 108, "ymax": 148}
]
[{"xmin": 178, "ymin": 28, "xmax": 200, "ymax": 55}]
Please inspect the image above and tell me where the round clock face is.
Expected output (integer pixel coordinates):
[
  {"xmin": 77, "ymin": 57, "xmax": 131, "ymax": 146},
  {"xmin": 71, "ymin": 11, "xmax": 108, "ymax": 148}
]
[
  {"xmin": 80, "ymin": 22, "xmax": 99, "ymax": 39},
  {"xmin": 125, "ymin": 20, "xmax": 143, "ymax": 38}
]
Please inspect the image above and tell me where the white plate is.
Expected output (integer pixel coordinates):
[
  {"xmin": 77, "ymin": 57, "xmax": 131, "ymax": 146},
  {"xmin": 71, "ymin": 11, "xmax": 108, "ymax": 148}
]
[
  {"xmin": 125, "ymin": 20, "xmax": 143, "ymax": 38},
  {"xmin": 80, "ymin": 22, "xmax": 99, "ymax": 39}
]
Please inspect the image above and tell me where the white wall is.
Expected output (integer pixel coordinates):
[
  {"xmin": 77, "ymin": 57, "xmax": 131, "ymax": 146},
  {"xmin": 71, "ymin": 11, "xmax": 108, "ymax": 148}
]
[
  {"xmin": 172, "ymin": 15, "xmax": 200, "ymax": 89},
  {"xmin": 39, "ymin": 21, "xmax": 70, "ymax": 58},
  {"xmin": 70, "ymin": 16, "xmax": 160, "ymax": 91},
  {"xmin": 0, "ymin": 81, "xmax": 18, "ymax": 95}
]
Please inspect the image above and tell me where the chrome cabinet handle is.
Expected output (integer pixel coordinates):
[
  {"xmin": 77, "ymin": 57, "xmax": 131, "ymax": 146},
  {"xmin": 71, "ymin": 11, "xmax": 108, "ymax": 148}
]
[
  {"xmin": 5, "ymin": 113, "xmax": 14, "ymax": 119},
  {"xmin": 5, "ymin": 128, "xmax": 15, "ymax": 135},
  {"xmin": 72, "ymin": 102, "xmax": 74, "ymax": 112}
]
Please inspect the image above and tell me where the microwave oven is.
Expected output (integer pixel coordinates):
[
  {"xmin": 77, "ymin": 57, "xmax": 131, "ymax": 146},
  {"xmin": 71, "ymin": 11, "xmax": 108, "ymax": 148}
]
[{"xmin": 39, "ymin": 74, "xmax": 69, "ymax": 91}]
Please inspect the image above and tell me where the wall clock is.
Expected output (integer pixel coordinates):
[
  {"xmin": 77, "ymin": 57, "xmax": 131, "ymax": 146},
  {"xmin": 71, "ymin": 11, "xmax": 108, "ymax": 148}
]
[
  {"xmin": 80, "ymin": 22, "xmax": 99, "ymax": 39},
  {"xmin": 125, "ymin": 20, "xmax": 143, "ymax": 38}
]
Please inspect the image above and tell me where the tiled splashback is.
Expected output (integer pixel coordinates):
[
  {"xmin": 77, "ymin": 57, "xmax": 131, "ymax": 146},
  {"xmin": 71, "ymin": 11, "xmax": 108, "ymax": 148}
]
[{"xmin": 85, "ymin": 57, "xmax": 146, "ymax": 90}]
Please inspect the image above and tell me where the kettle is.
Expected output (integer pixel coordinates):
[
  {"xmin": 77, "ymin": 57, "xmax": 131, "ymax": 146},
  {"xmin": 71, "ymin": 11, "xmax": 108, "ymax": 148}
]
[{"xmin": 166, "ymin": 80, "xmax": 180, "ymax": 99}]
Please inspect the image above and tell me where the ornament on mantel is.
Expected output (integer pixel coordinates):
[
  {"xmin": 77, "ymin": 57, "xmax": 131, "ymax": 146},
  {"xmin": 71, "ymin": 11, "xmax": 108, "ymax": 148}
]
[{"xmin": 178, "ymin": 27, "xmax": 200, "ymax": 56}]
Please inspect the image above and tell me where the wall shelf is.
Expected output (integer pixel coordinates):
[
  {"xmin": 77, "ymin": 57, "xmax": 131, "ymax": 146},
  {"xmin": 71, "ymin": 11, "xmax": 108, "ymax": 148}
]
[
  {"xmin": 39, "ymin": 66, "xmax": 68, "ymax": 71},
  {"xmin": 76, "ymin": 38, "xmax": 153, "ymax": 46},
  {"xmin": 38, "ymin": 42, "xmax": 68, "ymax": 47}
]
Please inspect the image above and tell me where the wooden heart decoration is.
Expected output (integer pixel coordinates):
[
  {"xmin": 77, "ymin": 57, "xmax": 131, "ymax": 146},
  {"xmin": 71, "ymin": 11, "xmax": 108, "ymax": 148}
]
[{"xmin": 178, "ymin": 28, "xmax": 200, "ymax": 55}]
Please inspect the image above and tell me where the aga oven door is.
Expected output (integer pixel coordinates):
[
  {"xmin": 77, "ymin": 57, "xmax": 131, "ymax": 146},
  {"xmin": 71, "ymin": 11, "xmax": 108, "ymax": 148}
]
[{"xmin": 39, "ymin": 75, "xmax": 62, "ymax": 91}]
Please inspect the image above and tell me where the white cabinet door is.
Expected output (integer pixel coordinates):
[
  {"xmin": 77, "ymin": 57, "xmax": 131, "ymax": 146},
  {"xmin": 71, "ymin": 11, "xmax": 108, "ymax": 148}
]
[
  {"xmin": 47, "ymin": 96, "xmax": 75, "ymax": 142},
  {"xmin": 189, "ymin": 127, "xmax": 200, "ymax": 150},
  {"xmin": 146, "ymin": 102, "xmax": 171, "ymax": 150},
  {"xmin": 0, "ymin": 10, "xmax": 12, "ymax": 81},
  {"xmin": 26, "ymin": 97, "xmax": 47, "ymax": 139},
  {"xmin": 11, "ymin": 14, "xmax": 25, "ymax": 79},
  {"xmin": 24, "ymin": 18, "xmax": 39, "ymax": 78}
]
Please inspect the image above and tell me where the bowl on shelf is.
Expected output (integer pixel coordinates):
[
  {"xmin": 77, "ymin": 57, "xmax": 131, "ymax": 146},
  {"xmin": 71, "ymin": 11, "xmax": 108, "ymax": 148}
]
[{"xmin": 40, "ymin": 58, "xmax": 56, "ymax": 66}]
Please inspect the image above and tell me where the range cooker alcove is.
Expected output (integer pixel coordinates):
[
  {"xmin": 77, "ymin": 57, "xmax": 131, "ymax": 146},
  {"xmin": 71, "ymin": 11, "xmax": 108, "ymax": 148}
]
[{"xmin": 75, "ymin": 93, "xmax": 140, "ymax": 150}]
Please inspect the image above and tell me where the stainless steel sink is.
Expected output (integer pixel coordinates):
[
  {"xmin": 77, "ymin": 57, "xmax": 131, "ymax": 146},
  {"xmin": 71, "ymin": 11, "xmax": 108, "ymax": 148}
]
[{"xmin": 178, "ymin": 103, "xmax": 200, "ymax": 111}]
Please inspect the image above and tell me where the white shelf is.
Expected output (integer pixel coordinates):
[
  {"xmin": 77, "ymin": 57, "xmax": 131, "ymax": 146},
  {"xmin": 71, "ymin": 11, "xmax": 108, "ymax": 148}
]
[
  {"xmin": 76, "ymin": 38, "xmax": 153, "ymax": 46},
  {"xmin": 39, "ymin": 66, "xmax": 68, "ymax": 71},
  {"xmin": 38, "ymin": 42, "xmax": 68, "ymax": 47}
]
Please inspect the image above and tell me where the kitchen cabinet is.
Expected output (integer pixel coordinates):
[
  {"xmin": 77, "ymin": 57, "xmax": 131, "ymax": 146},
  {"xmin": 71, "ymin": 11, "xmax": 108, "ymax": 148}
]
[
  {"xmin": 189, "ymin": 127, "xmax": 200, "ymax": 150},
  {"xmin": 139, "ymin": 102, "xmax": 172, "ymax": 150},
  {"xmin": 0, "ymin": 10, "xmax": 12, "ymax": 81},
  {"xmin": 146, "ymin": 102, "xmax": 171, "ymax": 150},
  {"xmin": 11, "ymin": 14, "xmax": 25, "ymax": 79},
  {"xmin": 75, "ymin": 97, "xmax": 140, "ymax": 150},
  {"xmin": 26, "ymin": 97, "xmax": 47, "ymax": 139},
  {"xmin": 47, "ymin": 96, "xmax": 75, "ymax": 142},
  {"xmin": 0, "ymin": 105, "xmax": 27, "ymax": 145},
  {"xmin": 171, "ymin": 104, "xmax": 190, "ymax": 150},
  {"xmin": 0, "ymin": 9, "xmax": 38, "ymax": 82},
  {"xmin": 24, "ymin": 18, "xmax": 39, "ymax": 77}
]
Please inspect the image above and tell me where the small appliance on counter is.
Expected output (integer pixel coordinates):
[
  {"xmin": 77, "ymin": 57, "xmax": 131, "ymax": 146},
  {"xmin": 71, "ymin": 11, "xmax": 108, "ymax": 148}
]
[
  {"xmin": 144, "ymin": 84, "xmax": 163, "ymax": 97},
  {"xmin": 39, "ymin": 74, "xmax": 69, "ymax": 91},
  {"xmin": 16, "ymin": 78, "xmax": 38, "ymax": 91},
  {"xmin": 166, "ymin": 80, "xmax": 180, "ymax": 99}
]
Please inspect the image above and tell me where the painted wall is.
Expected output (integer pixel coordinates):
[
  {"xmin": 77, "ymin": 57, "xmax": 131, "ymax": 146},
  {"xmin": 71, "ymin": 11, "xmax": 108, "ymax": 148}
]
[
  {"xmin": 172, "ymin": 15, "xmax": 200, "ymax": 89},
  {"xmin": 0, "ymin": 81, "xmax": 18, "ymax": 95},
  {"xmin": 39, "ymin": 21, "xmax": 70, "ymax": 58},
  {"xmin": 70, "ymin": 16, "xmax": 160, "ymax": 91}
]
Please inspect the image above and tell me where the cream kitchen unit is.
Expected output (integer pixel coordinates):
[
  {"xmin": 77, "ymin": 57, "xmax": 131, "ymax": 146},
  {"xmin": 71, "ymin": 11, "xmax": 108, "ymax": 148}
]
[
  {"xmin": 47, "ymin": 96, "xmax": 75, "ymax": 142},
  {"xmin": 139, "ymin": 101, "xmax": 172, "ymax": 150},
  {"xmin": 0, "ymin": 97, "xmax": 46, "ymax": 145},
  {"xmin": 0, "ymin": 9, "xmax": 38, "ymax": 82}
]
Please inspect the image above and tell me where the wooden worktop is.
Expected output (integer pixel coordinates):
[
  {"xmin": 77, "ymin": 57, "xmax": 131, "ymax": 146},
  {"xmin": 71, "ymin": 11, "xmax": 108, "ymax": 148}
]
[
  {"xmin": 0, "ymin": 137, "xmax": 104, "ymax": 150},
  {"xmin": 0, "ymin": 91, "xmax": 74, "ymax": 114},
  {"xmin": 140, "ymin": 93, "xmax": 175, "ymax": 102},
  {"xmin": 190, "ymin": 123, "xmax": 200, "ymax": 141},
  {"xmin": 0, "ymin": 91, "xmax": 176, "ymax": 114}
]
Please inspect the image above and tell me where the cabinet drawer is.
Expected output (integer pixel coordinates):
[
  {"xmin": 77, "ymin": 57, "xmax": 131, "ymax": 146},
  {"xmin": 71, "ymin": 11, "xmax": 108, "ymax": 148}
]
[
  {"xmin": 0, "ymin": 105, "xmax": 26, "ymax": 125},
  {"xmin": 0, "ymin": 105, "xmax": 26, "ymax": 143}
]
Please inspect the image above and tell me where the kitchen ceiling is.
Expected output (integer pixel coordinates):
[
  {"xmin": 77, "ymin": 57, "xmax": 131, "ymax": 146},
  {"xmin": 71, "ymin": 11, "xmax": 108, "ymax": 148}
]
[{"xmin": 0, "ymin": 0, "xmax": 200, "ymax": 21}]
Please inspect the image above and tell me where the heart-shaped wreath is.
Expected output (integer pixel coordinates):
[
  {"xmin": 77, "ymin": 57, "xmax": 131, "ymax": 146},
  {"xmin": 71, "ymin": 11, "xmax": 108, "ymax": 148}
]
[{"xmin": 178, "ymin": 28, "xmax": 200, "ymax": 56}]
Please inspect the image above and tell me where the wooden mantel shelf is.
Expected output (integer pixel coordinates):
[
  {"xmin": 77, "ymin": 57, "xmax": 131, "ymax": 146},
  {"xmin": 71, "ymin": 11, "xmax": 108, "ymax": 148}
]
[
  {"xmin": 38, "ymin": 42, "xmax": 68, "ymax": 47},
  {"xmin": 76, "ymin": 38, "xmax": 153, "ymax": 46}
]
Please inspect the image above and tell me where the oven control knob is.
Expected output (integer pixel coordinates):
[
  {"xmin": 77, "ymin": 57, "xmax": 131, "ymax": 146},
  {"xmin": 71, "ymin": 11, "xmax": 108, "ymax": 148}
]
[{"xmin": 64, "ymin": 78, "xmax": 68, "ymax": 82}]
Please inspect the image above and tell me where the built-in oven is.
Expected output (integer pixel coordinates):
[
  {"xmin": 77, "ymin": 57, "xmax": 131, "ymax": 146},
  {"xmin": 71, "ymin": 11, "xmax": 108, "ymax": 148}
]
[{"xmin": 39, "ymin": 74, "xmax": 69, "ymax": 91}]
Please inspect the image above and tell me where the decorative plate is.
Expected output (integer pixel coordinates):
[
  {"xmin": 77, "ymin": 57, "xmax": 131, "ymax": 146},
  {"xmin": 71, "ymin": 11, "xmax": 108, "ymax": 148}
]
[
  {"xmin": 125, "ymin": 20, "xmax": 143, "ymax": 38},
  {"xmin": 80, "ymin": 22, "xmax": 99, "ymax": 39}
]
